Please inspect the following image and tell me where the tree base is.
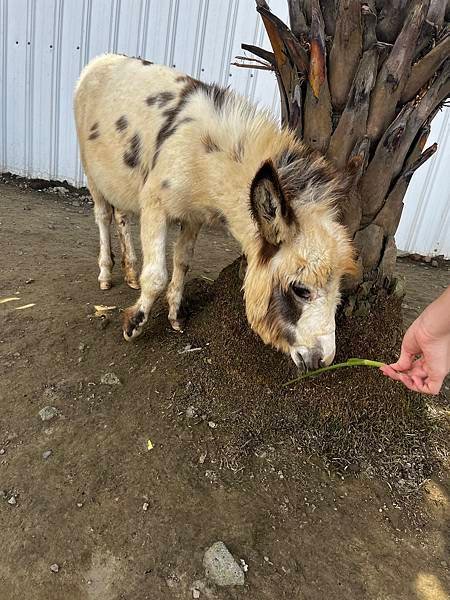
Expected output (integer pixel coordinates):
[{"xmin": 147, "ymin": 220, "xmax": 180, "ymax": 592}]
[{"xmin": 172, "ymin": 260, "xmax": 444, "ymax": 495}]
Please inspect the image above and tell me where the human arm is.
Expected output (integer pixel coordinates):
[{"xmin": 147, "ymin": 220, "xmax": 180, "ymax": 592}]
[{"xmin": 380, "ymin": 285, "xmax": 450, "ymax": 395}]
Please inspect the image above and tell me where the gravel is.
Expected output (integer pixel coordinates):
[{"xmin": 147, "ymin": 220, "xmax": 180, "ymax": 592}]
[
  {"xmin": 42, "ymin": 450, "xmax": 53, "ymax": 460},
  {"xmin": 39, "ymin": 406, "xmax": 58, "ymax": 421},
  {"xmin": 185, "ymin": 406, "xmax": 196, "ymax": 419},
  {"xmin": 50, "ymin": 564, "xmax": 60, "ymax": 573},
  {"xmin": 100, "ymin": 372, "xmax": 121, "ymax": 385},
  {"xmin": 8, "ymin": 496, "xmax": 17, "ymax": 506},
  {"xmin": 203, "ymin": 541, "xmax": 245, "ymax": 587}
]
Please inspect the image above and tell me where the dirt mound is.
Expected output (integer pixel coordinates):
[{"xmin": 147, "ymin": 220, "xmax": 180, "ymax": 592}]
[{"xmin": 177, "ymin": 260, "xmax": 446, "ymax": 494}]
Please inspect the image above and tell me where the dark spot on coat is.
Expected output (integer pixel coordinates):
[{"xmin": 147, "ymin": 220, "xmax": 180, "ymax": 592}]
[
  {"xmin": 266, "ymin": 287, "xmax": 302, "ymax": 346},
  {"xmin": 150, "ymin": 73, "xmax": 227, "ymax": 169},
  {"xmin": 201, "ymin": 134, "xmax": 220, "ymax": 153},
  {"xmin": 151, "ymin": 79, "xmax": 199, "ymax": 169},
  {"xmin": 123, "ymin": 133, "xmax": 141, "ymax": 168},
  {"xmin": 259, "ymin": 239, "xmax": 280, "ymax": 264},
  {"xmin": 90, "ymin": 122, "xmax": 99, "ymax": 131},
  {"xmin": 207, "ymin": 83, "xmax": 228, "ymax": 111},
  {"xmin": 115, "ymin": 115, "xmax": 128, "ymax": 132},
  {"xmin": 146, "ymin": 92, "xmax": 175, "ymax": 108},
  {"xmin": 161, "ymin": 179, "xmax": 170, "ymax": 189},
  {"xmin": 175, "ymin": 75, "xmax": 189, "ymax": 83},
  {"xmin": 142, "ymin": 166, "xmax": 149, "ymax": 184},
  {"xmin": 88, "ymin": 130, "xmax": 100, "ymax": 140}
]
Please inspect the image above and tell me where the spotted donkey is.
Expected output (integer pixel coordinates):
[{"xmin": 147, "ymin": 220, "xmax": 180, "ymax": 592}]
[{"xmin": 74, "ymin": 54, "xmax": 356, "ymax": 370}]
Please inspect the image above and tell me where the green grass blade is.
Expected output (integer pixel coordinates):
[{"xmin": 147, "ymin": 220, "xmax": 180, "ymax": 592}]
[{"xmin": 284, "ymin": 358, "xmax": 385, "ymax": 386}]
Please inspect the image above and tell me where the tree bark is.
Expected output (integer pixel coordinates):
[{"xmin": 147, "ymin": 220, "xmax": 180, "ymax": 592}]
[{"xmin": 241, "ymin": 1, "xmax": 449, "ymax": 294}]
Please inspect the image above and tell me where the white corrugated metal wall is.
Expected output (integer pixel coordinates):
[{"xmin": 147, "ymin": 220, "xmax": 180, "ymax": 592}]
[
  {"xmin": 0, "ymin": 0, "xmax": 449, "ymax": 257},
  {"xmin": 395, "ymin": 107, "xmax": 450, "ymax": 258}
]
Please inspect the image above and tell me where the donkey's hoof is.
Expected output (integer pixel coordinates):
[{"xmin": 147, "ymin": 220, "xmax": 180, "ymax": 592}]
[
  {"xmin": 169, "ymin": 317, "xmax": 185, "ymax": 332},
  {"xmin": 99, "ymin": 280, "xmax": 112, "ymax": 290},
  {"xmin": 126, "ymin": 278, "xmax": 140, "ymax": 290},
  {"xmin": 123, "ymin": 307, "xmax": 146, "ymax": 341}
]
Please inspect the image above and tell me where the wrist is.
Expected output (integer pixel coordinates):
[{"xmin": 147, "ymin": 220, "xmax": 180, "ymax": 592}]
[{"xmin": 418, "ymin": 287, "xmax": 450, "ymax": 339}]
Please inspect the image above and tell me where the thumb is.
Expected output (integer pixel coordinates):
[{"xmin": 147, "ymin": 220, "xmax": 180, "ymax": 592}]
[{"xmin": 391, "ymin": 326, "xmax": 421, "ymax": 372}]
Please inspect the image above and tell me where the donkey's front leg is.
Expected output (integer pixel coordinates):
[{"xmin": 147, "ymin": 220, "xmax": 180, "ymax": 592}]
[
  {"xmin": 123, "ymin": 206, "xmax": 168, "ymax": 341},
  {"xmin": 166, "ymin": 221, "xmax": 201, "ymax": 331}
]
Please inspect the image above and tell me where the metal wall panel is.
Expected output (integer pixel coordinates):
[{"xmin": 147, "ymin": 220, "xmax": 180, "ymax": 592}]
[
  {"xmin": 0, "ymin": 0, "xmax": 448, "ymax": 256},
  {"xmin": 395, "ymin": 108, "xmax": 450, "ymax": 258}
]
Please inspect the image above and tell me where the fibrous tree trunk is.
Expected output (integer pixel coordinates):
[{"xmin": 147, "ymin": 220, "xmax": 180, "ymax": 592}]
[{"xmin": 238, "ymin": 0, "xmax": 450, "ymax": 304}]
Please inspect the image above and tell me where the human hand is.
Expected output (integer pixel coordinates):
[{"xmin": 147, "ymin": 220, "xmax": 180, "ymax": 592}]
[{"xmin": 380, "ymin": 314, "xmax": 450, "ymax": 395}]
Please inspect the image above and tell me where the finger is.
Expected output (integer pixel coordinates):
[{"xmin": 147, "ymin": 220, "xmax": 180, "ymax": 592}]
[
  {"xmin": 408, "ymin": 364, "xmax": 428, "ymax": 379},
  {"xmin": 393, "ymin": 328, "xmax": 422, "ymax": 371},
  {"xmin": 391, "ymin": 352, "xmax": 415, "ymax": 372},
  {"xmin": 395, "ymin": 373, "xmax": 421, "ymax": 393},
  {"xmin": 380, "ymin": 365, "xmax": 395, "ymax": 376},
  {"xmin": 422, "ymin": 376, "xmax": 443, "ymax": 396},
  {"xmin": 411, "ymin": 373, "xmax": 427, "ymax": 389},
  {"xmin": 380, "ymin": 365, "xmax": 403, "ymax": 381}
]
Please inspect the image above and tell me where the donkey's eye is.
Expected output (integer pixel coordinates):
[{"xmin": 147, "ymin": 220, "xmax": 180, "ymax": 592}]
[{"xmin": 291, "ymin": 283, "xmax": 311, "ymax": 301}]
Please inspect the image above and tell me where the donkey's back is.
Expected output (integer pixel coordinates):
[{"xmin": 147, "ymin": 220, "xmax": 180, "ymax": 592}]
[{"xmin": 75, "ymin": 53, "xmax": 198, "ymax": 215}]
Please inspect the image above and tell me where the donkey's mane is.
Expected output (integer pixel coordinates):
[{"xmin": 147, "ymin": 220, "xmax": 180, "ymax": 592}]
[{"xmin": 196, "ymin": 82, "xmax": 349, "ymax": 211}]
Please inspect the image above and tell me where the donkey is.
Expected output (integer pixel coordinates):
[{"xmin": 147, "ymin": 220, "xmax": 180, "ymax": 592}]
[{"xmin": 74, "ymin": 54, "xmax": 356, "ymax": 370}]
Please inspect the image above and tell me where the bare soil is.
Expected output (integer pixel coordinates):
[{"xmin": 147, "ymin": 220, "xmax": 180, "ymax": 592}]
[{"xmin": 0, "ymin": 182, "xmax": 449, "ymax": 600}]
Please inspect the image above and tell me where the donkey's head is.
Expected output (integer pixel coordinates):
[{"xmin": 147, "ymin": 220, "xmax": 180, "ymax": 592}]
[{"xmin": 244, "ymin": 151, "xmax": 357, "ymax": 370}]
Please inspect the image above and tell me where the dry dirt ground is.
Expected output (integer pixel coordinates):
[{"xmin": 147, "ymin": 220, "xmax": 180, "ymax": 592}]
[{"xmin": 0, "ymin": 182, "xmax": 449, "ymax": 600}]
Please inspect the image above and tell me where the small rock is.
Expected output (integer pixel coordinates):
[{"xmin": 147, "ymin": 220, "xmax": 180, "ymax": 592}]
[
  {"xmin": 193, "ymin": 590, "xmax": 200, "ymax": 599},
  {"xmin": 77, "ymin": 502, "xmax": 83, "ymax": 508},
  {"xmin": 431, "ymin": 260, "xmax": 439, "ymax": 268},
  {"xmin": 8, "ymin": 496, "xmax": 17, "ymax": 506},
  {"xmin": 25, "ymin": 278, "xmax": 34, "ymax": 284},
  {"xmin": 240, "ymin": 558, "xmax": 249, "ymax": 573},
  {"xmin": 203, "ymin": 541, "xmax": 245, "ymax": 587},
  {"xmin": 50, "ymin": 564, "xmax": 60, "ymax": 573},
  {"xmin": 98, "ymin": 316, "xmax": 110, "ymax": 330},
  {"xmin": 100, "ymin": 372, "xmax": 121, "ymax": 385},
  {"xmin": 42, "ymin": 450, "xmax": 52, "ymax": 460},
  {"xmin": 53, "ymin": 186, "xmax": 68, "ymax": 195},
  {"xmin": 0, "ymin": 448, "xmax": 5, "ymax": 455},
  {"xmin": 165, "ymin": 575, "xmax": 178, "ymax": 588},
  {"xmin": 208, "ymin": 421, "xmax": 216, "ymax": 429},
  {"xmin": 142, "ymin": 502, "xmax": 149, "ymax": 511},
  {"xmin": 39, "ymin": 406, "xmax": 58, "ymax": 421},
  {"xmin": 185, "ymin": 406, "xmax": 196, "ymax": 419}
]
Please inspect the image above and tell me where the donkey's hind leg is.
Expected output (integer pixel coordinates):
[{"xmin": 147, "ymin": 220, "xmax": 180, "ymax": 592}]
[
  {"xmin": 113, "ymin": 209, "xmax": 140, "ymax": 289},
  {"xmin": 166, "ymin": 220, "xmax": 201, "ymax": 331},
  {"xmin": 89, "ymin": 181, "xmax": 114, "ymax": 290}
]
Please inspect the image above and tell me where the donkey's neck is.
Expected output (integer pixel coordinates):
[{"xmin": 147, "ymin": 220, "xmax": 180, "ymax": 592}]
[{"xmin": 198, "ymin": 109, "xmax": 294, "ymax": 255}]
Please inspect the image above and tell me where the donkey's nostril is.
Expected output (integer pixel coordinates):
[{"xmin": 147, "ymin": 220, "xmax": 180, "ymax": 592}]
[{"xmin": 308, "ymin": 351, "xmax": 322, "ymax": 371}]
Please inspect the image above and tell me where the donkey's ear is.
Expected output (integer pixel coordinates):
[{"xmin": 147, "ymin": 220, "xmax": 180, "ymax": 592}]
[{"xmin": 250, "ymin": 160, "xmax": 296, "ymax": 245}]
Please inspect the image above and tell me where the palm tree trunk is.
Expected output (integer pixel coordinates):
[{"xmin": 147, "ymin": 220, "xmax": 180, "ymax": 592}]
[{"xmin": 239, "ymin": 0, "xmax": 449, "ymax": 309}]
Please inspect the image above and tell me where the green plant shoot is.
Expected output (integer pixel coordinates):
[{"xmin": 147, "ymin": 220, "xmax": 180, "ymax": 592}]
[{"xmin": 284, "ymin": 358, "xmax": 385, "ymax": 386}]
